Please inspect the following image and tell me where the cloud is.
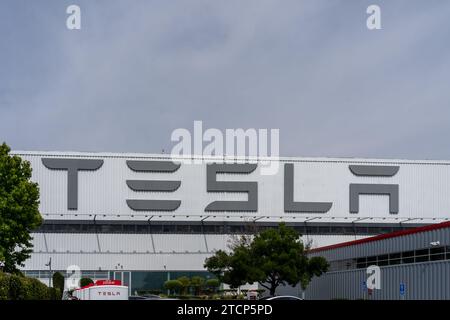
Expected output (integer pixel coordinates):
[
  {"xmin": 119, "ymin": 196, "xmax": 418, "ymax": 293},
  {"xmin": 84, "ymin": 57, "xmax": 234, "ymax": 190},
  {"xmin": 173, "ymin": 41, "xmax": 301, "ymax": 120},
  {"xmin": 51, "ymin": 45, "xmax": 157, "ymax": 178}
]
[{"xmin": 1, "ymin": 0, "xmax": 450, "ymax": 159}]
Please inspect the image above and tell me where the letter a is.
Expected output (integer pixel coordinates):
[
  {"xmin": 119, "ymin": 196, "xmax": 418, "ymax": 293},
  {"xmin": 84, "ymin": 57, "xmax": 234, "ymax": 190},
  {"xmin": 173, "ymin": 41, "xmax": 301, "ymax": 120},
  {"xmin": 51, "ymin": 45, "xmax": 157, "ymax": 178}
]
[
  {"xmin": 66, "ymin": 5, "xmax": 81, "ymax": 30},
  {"xmin": 366, "ymin": 5, "xmax": 381, "ymax": 30}
]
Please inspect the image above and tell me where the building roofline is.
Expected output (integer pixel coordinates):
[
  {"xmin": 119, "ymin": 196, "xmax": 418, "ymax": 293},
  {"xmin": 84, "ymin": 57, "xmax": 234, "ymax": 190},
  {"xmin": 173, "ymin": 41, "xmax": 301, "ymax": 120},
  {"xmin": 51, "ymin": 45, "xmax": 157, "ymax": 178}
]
[
  {"xmin": 11, "ymin": 150, "xmax": 450, "ymax": 165},
  {"xmin": 309, "ymin": 220, "xmax": 450, "ymax": 253}
]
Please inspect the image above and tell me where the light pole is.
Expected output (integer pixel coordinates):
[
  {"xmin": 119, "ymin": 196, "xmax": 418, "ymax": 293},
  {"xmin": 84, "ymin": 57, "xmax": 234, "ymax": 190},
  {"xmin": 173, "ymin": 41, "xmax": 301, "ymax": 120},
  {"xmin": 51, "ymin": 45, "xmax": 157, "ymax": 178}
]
[
  {"xmin": 164, "ymin": 265, "xmax": 170, "ymax": 296},
  {"xmin": 45, "ymin": 257, "xmax": 52, "ymax": 287}
]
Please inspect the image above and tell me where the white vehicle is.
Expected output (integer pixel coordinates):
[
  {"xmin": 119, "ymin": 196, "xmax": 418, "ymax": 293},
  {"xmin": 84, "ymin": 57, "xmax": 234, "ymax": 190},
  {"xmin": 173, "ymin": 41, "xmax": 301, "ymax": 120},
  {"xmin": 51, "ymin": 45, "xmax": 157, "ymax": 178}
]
[{"xmin": 71, "ymin": 280, "xmax": 129, "ymax": 300}]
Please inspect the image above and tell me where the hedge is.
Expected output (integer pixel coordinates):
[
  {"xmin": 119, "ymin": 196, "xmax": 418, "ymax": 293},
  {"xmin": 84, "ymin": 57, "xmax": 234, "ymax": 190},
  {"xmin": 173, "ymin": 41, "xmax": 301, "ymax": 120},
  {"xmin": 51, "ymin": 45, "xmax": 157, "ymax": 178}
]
[{"xmin": 0, "ymin": 272, "xmax": 60, "ymax": 300}]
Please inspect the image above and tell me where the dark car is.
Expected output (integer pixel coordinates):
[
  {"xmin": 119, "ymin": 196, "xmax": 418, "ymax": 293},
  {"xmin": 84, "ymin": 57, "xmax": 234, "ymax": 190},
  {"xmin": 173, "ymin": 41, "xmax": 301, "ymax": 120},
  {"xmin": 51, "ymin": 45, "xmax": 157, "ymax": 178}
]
[
  {"xmin": 129, "ymin": 294, "xmax": 161, "ymax": 300},
  {"xmin": 260, "ymin": 295, "xmax": 303, "ymax": 300}
]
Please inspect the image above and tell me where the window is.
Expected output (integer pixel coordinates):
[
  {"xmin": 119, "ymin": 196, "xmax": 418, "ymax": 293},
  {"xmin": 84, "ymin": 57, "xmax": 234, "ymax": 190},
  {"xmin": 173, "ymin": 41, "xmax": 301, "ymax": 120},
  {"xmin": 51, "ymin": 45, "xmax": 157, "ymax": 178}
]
[
  {"xmin": 176, "ymin": 225, "xmax": 189, "ymax": 233},
  {"xmin": 190, "ymin": 225, "xmax": 202, "ymax": 233},
  {"xmin": 430, "ymin": 247, "xmax": 445, "ymax": 261},
  {"xmin": 318, "ymin": 226, "xmax": 331, "ymax": 234},
  {"xmin": 356, "ymin": 226, "xmax": 370, "ymax": 235},
  {"xmin": 330, "ymin": 226, "xmax": 344, "ymax": 234},
  {"xmin": 53, "ymin": 224, "xmax": 67, "ymax": 232},
  {"xmin": 378, "ymin": 254, "xmax": 389, "ymax": 266},
  {"xmin": 163, "ymin": 225, "xmax": 175, "ymax": 233},
  {"xmin": 415, "ymin": 249, "xmax": 429, "ymax": 263},
  {"xmin": 136, "ymin": 225, "xmax": 149, "ymax": 233},
  {"xmin": 150, "ymin": 225, "xmax": 162, "ymax": 233},
  {"xmin": 367, "ymin": 256, "xmax": 377, "ymax": 265},
  {"xmin": 98, "ymin": 224, "xmax": 122, "ymax": 233},
  {"xmin": 389, "ymin": 253, "xmax": 401, "ymax": 265},
  {"xmin": 306, "ymin": 226, "xmax": 317, "ymax": 234},
  {"xmin": 345, "ymin": 259, "xmax": 357, "ymax": 270},
  {"xmin": 356, "ymin": 257, "xmax": 367, "ymax": 269},
  {"xmin": 402, "ymin": 251, "xmax": 414, "ymax": 264},
  {"xmin": 123, "ymin": 225, "xmax": 136, "ymax": 232}
]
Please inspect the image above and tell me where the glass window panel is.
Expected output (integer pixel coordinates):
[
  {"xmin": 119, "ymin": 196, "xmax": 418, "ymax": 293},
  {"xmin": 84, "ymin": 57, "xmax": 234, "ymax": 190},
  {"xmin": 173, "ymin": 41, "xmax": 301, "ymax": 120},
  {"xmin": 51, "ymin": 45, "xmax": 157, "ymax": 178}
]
[{"xmin": 402, "ymin": 251, "xmax": 414, "ymax": 264}]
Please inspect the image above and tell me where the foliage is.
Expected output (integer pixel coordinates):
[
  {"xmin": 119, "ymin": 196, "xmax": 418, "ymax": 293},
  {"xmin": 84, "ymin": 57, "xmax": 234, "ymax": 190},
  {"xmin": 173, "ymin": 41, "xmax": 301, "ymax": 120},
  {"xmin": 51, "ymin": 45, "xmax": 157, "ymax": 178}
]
[
  {"xmin": 177, "ymin": 276, "xmax": 190, "ymax": 294},
  {"xmin": 52, "ymin": 272, "xmax": 64, "ymax": 299},
  {"xmin": 163, "ymin": 279, "xmax": 182, "ymax": 295},
  {"xmin": 204, "ymin": 245, "xmax": 255, "ymax": 288},
  {"xmin": 0, "ymin": 272, "xmax": 57, "ymax": 300},
  {"xmin": 190, "ymin": 276, "xmax": 205, "ymax": 295},
  {"xmin": 79, "ymin": 277, "xmax": 94, "ymax": 287},
  {"xmin": 205, "ymin": 278, "xmax": 220, "ymax": 293},
  {"xmin": 204, "ymin": 223, "xmax": 329, "ymax": 296},
  {"xmin": 0, "ymin": 143, "xmax": 42, "ymax": 273}
]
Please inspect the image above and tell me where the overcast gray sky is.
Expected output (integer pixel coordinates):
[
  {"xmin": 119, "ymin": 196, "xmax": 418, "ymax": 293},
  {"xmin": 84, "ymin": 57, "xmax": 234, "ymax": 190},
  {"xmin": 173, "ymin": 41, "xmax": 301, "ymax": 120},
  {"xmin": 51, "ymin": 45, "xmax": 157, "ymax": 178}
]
[{"xmin": 1, "ymin": 0, "xmax": 450, "ymax": 159}]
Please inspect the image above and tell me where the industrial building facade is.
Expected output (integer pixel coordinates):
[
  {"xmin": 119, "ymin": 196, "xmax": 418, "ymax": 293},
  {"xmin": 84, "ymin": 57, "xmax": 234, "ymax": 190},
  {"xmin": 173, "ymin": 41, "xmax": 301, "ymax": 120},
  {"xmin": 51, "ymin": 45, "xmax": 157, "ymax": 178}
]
[
  {"xmin": 306, "ymin": 222, "xmax": 450, "ymax": 300},
  {"xmin": 14, "ymin": 151, "xmax": 450, "ymax": 295}
]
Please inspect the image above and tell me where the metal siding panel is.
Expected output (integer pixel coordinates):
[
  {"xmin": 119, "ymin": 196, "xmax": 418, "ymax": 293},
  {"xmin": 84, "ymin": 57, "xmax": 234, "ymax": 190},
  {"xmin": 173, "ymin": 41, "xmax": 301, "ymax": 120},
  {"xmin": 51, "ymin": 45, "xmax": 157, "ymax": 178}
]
[
  {"xmin": 14, "ymin": 152, "xmax": 450, "ymax": 222},
  {"xmin": 305, "ymin": 261, "xmax": 450, "ymax": 300}
]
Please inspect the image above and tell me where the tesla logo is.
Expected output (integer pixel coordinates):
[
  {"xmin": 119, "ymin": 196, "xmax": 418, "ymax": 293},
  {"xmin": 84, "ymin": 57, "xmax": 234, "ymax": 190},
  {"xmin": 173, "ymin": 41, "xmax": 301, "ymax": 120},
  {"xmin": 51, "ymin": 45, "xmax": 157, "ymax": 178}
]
[
  {"xmin": 41, "ymin": 158, "xmax": 399, "ymax": 214},
  {"xmin": 126, "ymin": 160, "xmax": 181, "ymax": 211},
  {"xmin": 98, "ymin": 291, "xmax": 121, "ymax": 296},
  {"xmin": 42, "ymin": 158, "xmax": 104, "ymax": 210},
  {"xmin": 349, "ymin": 165, "xmax": 399, "ymax": 214}
]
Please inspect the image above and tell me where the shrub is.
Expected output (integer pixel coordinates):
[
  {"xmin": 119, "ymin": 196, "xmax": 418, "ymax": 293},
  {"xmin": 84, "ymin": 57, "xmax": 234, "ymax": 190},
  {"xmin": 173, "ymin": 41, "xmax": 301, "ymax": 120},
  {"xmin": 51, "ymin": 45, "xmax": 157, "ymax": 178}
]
[
  {"xmin": 52, "ymin": 272, "xmax": 64, "ymax": 299},
  {"xmin": 177, "ymin": 276, "xmax": 190, "ymax": 294},
  {"xmin": 8, "ymin": 274, "xmax": 27, "ymax": 300},
  {"xmin": 164, "ymin": 279, "xmax": 182, "ymax": 295},
  {"xmin": 206, "ymin": 278, "xmax": 220, "ymax": 290},
  {"xmin": 190, "ymin": 276, "xmax": 205, "ymax": 295},
  {"xmin": 49, "ymin": 287, "xmax": 61, "ymax": 300},
  {"xmin": 0, "ymin": 273, "xmax": 9, "ymax": 300},
  {"xmin": 29, "ymin": 277, "xmax": 51, "ymax": 300},
  {"xmin": 0, "ymin": 272, "xmax": 58, "ymax": 300},
  {"xmin": 79, "ymin": 277, "xmax": 94, "ymax": 287}
]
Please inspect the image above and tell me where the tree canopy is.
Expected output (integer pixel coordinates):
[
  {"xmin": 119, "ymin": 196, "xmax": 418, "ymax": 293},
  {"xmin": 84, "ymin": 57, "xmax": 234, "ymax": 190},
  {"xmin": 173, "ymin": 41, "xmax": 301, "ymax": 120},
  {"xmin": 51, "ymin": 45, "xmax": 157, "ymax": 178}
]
[
  {"xmin": 0, "ymin": 143, "xmax": 42, "ymax": 273},
  {"xmin": 204, "ymin": 223, "xmax": 329, "ymax": 296}
]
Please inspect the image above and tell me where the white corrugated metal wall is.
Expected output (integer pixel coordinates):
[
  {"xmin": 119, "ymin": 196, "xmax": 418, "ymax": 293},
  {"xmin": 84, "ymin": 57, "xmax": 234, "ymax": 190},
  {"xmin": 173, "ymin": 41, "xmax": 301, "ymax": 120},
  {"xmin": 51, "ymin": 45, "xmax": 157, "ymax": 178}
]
[
  {"xmin": 13, "ymin": 151, "xmax": 450, "ymax": 221},
  {"xmin": 25, "ymin": 233, "xmax": 367, "ymax": 271}
]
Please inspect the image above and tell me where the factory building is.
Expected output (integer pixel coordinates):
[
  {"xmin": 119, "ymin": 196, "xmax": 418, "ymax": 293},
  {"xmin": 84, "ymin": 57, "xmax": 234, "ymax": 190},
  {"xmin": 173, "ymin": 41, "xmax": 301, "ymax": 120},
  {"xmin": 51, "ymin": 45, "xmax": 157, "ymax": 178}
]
[{"xmin": 14, "ymin": 151, "xmax": 450, "ymax": 295}]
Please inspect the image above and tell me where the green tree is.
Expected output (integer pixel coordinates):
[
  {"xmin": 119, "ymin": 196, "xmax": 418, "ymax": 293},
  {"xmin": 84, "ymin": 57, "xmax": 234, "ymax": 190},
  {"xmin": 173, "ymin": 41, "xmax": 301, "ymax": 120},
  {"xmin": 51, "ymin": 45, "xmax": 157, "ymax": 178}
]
[
  {"xmin": 52, "ymin": 272, "xmax": 65, "ymax": 298},
  {"xmin": 204, "ymin": 244, "xmax": 255, "ymax": 289},
  {"xmin": 79, "ymin": 277, "xmax": 94, "ymax": 287},
  {"xmin": 190, "ymin": 276, "xmax": 205, "ymax": 296},
  {"xmin": 0, "ymin": 143, "xmax": 42, "ymax": 273},
  {"xmin": 163, "ymin": 279, "xmax": 182, "ymax": 295},
  {"xmin": 204, "ymin": 223, "xmax": 329, "ymax": 296},
  {"xmin": 177, "ymin": 276, "xmax": 190, "ymax": 295},
  {"xmin": 205, "ymin": 278, "xmax": 220, "ymax": 294}
]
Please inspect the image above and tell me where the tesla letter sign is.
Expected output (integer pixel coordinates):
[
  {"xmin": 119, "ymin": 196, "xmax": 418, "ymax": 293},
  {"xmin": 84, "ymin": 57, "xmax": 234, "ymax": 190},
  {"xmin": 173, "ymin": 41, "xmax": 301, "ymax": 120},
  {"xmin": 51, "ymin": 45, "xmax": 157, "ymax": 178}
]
[{"xmin": 41, "ymin": 158, "xmax": 399, "ymax": 214}]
